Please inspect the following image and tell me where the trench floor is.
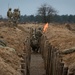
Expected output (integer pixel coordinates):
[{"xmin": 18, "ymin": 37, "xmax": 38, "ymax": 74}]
[{"xmin": 30, "ymin": 53, "xmax": 46, "ymax": 75}]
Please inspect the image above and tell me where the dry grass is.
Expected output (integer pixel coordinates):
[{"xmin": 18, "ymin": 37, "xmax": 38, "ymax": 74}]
[
  {"xmin": 0, "ymin": 22, "xmax": 75, "ymax": 73},
  {"xmin": 44, "ymin": 24, "xmax": 75, "ymax": 71}
]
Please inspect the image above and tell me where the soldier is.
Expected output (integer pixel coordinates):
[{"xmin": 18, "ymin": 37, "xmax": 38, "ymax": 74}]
[
  {"xmin": 35, "ymin": 27, "xmax": 42, "ymax": 40},
  {"xmin": 13, "ymin": 8, "xmax": 20, "ymax": 27},
  {"xmin": 7, "ymin": 8, "xmax": 12, "ymax": 20},
  {"xmin": 30, "ymin": 34, "xmax": 40, "ymax": 53},
  {"xmin": 35, "ymin": 27, "xmax": 43, "ymax": 53},
  {"xmin": 7, "ymin": 8, "xmax": 13, "ymax": 27}
]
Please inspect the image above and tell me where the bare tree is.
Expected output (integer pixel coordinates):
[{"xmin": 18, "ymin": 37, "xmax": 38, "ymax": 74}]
[{"xmin": 38, "ymin": 4, "xmax": 57, "ymax": 23}]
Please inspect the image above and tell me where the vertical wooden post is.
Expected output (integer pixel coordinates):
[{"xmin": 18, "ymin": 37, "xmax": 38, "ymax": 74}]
[
  {"xmin": 49, "ymin": 45, "xmax": 54, "ymax": 75},
  {"xmin": 52, "ymin": 48, "xmax": 58, "ymax": 75},
  {"xmin": 47, "ymin": 44, "xmax": 52, "ymax": 75},
  {"xmin": 54, "ymin": 50, "xmax": 61, "ymax": 75},
  {"xmin": 63, "ymin": 66, "xmax": 68, "ymax": 75},
  {"xmin": 46, "ymin": 43, "xmax": 52, "ymax": 75},
  {"xmin": 20, "ymin": 59, "xmax": 26, "ymax": 75},
  {"xmin": 21, "ymin": 69, "xmax": 26, "ymax": 75},
  {"xmin": 73, "ymin": 70, "xmax": 75, "ymax": 75},
  {"xmin": 26, "ymin": 37, "xmax": 31, "ymax": 75},
  {"xmin": 60, "ymin": 62, "xmax": 64, "ymax": 75}
]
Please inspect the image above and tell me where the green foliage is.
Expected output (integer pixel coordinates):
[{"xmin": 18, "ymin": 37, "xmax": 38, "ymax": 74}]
[
  {"xmin": 19, "ymin": 14, "xmax": 75, "ymax": 23},
  {"xmin": 1, "ymin": 14, "xmax": 75, "ymax": 23}
]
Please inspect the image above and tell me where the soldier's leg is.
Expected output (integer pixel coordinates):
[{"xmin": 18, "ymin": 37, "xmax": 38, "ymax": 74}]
[{"xmin": 8, "ymin": 19, "xmax": 11, "ymax": 27}]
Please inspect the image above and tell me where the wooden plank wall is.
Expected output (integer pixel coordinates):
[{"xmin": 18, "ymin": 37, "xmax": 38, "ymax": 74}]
[
  {"xmin": 40, "ymin": 35, "xmax": 75, "ymax": 75},
  {"xmin": 20, "ymin": 37, "xmax": 31, "ymax": 75}
]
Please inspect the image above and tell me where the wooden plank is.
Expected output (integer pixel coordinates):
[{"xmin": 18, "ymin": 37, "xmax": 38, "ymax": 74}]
[{"xmin": 63, "ymin": 67, "xmax": 68, "ymax": 75}]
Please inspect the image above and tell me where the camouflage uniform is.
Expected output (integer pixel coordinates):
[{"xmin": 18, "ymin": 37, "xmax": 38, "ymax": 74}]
[
  {"xmin": 30, "ymin": 34, "xmax": 40, "ymax": 53},
  {"xmin": 13, "ymin": 9, "xmax": 20, "ymax": 27},
  {"xmin": 7, "ymin": 8, "xmax": 12, "ymax": 19},
  {"xmin": 30, "ymin": 27, "xmax": 42, "ymax": 53},
  {"xmin": 35, "ymin": 27, "xmax": 42, "ymax": 53},
  {"xmin": 35, "ymin": 27, "xmax": 42, "ymax": 40}
]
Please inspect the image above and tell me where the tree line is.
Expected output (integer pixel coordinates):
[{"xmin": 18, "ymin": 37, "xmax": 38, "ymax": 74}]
[{"xmin": 19, "ymin": 14, "xmax": 75, "ymax": 23}]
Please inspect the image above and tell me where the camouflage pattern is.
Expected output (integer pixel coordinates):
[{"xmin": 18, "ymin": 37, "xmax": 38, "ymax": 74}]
[
  {"xmin": 13, "ymin": 9, "xmax": 20, "ymax": 20},
  {"xmin": 30, "ymin": 27, "xmax": 42, "ymax": 53},
  {"xmin": 30, "ymin": 34, "xmax": 40, "ymax": 53},
  {"xmin": 7, "ymin": 8, "xmax": 12, "ymax": 19},
  {"xmin": 35, "ymin": 27, "xmax": 42, "ymax": 40},
  {"xmin": 13, "ymin": 9, "xmax": 20, "ymax": 26}
]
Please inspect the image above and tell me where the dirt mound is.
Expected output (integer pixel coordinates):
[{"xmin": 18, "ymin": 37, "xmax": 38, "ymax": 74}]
[
  {"xmin": 0, "ymin": 47, "xmax": 21, "ymax": 75},
  {"xmin": 44, "ymin": 24, "xmax": 75, "ymax": 72},
  {"xmin": 0, "ymin": 24, "xmax": 29, "ymax": 75},
  {"xmin": 0, "ymin": 23, "xmax": 75, "ymax": 74},
  {"xmin": 0, "ymin": 26, "xmax": 27, "ymax": 55},
  {"xmin": 45, "ymin": 24, "xmax": 75, "ymax": 50}
]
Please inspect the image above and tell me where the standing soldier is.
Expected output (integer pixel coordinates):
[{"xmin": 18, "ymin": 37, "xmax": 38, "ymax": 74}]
[
  {"xmin": 13, "ymin": 9, "xmax": 17, "ymax": 27},
  {"xmin": 7, "ymin": 8, "xmax": 12, "ymax": 20},
  {"xmin": 13, "ymin": 9, "xmax": 20, "ymax": 27},
  {"xmin": 7, "ymin": 8, "xmax": 12, "ymax": 27}
]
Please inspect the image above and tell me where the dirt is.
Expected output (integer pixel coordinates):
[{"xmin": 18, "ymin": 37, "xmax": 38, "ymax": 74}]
[
  {"xmin": 0, "ymin": 22, "xmax": 75, "ymax": 74},
  {"xmin": 30, "ymin": 53, "xmax": 46, "ymax": 75},
  {"xmin": 0, "ymin": 22, "xmax": 30, "ymax": 75},
  {"xmin": 44, "ymin": 23, "xmax": 75, "ymax": 72}
]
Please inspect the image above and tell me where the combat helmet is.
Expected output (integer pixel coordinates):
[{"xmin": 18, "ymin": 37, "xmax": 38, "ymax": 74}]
[
  {"xmin": 9, "ymin": 8, "xmax": 12, "ymax": 11},
  {"xmin": 38, "ymin": 27, "xmax": 42, "ymax": 31}
]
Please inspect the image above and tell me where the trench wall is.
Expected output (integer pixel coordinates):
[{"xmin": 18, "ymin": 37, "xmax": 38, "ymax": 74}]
[
  {"xmin": 20, "ymin": 32, "xmax": 75, "ymax": 75},
  {"xmin": 20, "ymin": 37, "xmax": 31, "ymax": 75},
  {"xmin": 40, "ymin": 34, "xmax": 75, "ymax": 75}
]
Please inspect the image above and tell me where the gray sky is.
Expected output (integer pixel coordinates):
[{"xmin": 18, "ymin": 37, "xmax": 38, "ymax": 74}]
[{"xmin": 0, "ymin": 0, "xmax": 75, "ymax": 17}]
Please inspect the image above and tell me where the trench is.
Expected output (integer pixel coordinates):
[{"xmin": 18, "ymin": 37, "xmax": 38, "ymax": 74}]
[
  {"xmin": 20, "ymin": 34, "xmax": 47, "ymax": 75},
  {"xmin": 20, "ymin": 34, "xmax": 62, "ymax": 75},
  {"xmin": 20, "ymin": 30, "xmax": 73, "ymax": 75}
]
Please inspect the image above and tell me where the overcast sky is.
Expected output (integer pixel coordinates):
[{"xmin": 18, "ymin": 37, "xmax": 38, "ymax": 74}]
[{"xmin": 0, "ymin": 0, "xmax": 75, "ymax": 17}]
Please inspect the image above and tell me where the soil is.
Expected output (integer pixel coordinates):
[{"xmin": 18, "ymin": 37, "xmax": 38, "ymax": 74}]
[
  {"xmin": 44, "ymin": 23, "xmax": 75, "ymax": 72},
  {"xmin": 0, "ymin": 22, "xmax": 30, "ymax": 75},
  {"xmin": 30, "ymin": 53, "xmax": 46, "ymax": 75},
  {"xmin": 0, "ymin": 22, "xmax": 75, "ymax": 74}
]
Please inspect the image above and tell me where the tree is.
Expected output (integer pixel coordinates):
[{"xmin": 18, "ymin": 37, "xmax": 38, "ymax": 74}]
[{"xmin": 37, "ymin": 4, "xmax": 57, "ymax": 23}]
